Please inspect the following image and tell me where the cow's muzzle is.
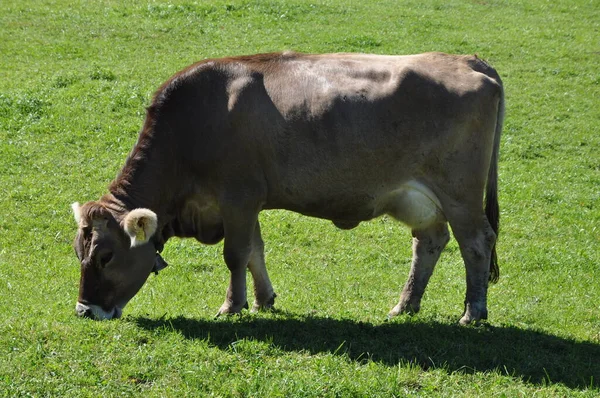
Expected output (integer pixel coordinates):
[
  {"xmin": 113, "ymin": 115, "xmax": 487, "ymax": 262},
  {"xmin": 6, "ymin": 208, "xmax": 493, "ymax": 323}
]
[{"xmin": 75, "ymin": 302, "xmax": 122, "ymax": 320}]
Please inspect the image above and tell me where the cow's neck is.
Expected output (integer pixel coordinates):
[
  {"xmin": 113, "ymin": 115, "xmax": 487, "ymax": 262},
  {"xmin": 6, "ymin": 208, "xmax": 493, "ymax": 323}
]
[{"xmin": 104, "ymin": 126, "xmax": 183, "ymax": 247}]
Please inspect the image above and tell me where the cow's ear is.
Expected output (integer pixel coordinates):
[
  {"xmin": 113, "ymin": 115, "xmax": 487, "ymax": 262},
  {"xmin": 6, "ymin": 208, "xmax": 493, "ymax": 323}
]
[
  {"xmin": 71, "ymin": 202, "xmax": 82, "ymax": 224},
  {"xmin": 123, "ymin": 209, "xmax": 158, "ymax": 247}
]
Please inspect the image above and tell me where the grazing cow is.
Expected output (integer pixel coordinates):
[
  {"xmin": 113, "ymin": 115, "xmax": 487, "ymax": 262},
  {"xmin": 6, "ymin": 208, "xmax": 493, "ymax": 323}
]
[{"xmin": 71, "ymin": 51, "xmax": 503, "ymax": 325}]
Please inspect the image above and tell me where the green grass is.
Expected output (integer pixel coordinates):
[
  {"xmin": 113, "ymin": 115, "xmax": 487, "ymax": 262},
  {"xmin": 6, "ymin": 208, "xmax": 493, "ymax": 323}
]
[{"xmin": 1, "ymin": 0, "xmax": 599, "ymax": 396}]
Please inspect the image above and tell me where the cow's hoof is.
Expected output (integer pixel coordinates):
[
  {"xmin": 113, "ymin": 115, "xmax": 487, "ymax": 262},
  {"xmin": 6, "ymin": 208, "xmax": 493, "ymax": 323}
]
[
  {"xmin": 251, "ymin": 293, "xmax": 277, "ymax": 313},
  {"xmin": 388, "ymin": 301, "xmax": 420, "ymax": 319},
  {"xmin": 458, "ymin": 315, "xmax": 487, "ymax": 326},
  {"xmin": 459, "ymin": 303, "xmax": 488, "ymax": 326},
  {"xmin": 215, "ymin": 300, "xmax": 249, "ymax": 318}
]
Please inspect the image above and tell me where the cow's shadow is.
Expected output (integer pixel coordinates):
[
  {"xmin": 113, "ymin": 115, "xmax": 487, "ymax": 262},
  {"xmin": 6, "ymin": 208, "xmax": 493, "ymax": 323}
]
[{"xmin": 132, "ymin": 312, "xmax": 599, "ymax": 390}]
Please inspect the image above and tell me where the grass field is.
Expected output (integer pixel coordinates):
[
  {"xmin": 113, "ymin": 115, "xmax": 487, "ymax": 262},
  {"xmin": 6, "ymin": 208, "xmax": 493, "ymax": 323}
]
[{"xmin": 1, "ymin": 0, "xmax": 599, "ymax": 396}]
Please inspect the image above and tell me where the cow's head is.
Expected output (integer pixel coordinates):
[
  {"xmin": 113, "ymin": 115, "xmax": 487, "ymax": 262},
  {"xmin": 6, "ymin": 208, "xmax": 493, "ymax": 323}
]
[{"xmin": 71, "ymin": 201, "xmax": 164, "ymax": 320}]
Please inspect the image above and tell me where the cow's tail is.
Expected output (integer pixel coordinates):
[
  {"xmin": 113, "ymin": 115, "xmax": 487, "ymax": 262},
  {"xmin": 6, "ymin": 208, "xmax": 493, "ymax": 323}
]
[{"xmin": 486, "ymin": 77, "xmax": 504, "ymax": 284}]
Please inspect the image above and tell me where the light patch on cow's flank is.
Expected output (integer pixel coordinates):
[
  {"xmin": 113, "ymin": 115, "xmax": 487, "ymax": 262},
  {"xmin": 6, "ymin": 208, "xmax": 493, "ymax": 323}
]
[
  {"xmin": 400, "ymin": 190, "xmax": 441, "ymax": 228},
  {"xmin": 402, "ymin": 180, "xmax": 443, "ymax": 209},
  {"xmin": 375, "ymin": 180, "xmax": 445, "ymax": 230}
]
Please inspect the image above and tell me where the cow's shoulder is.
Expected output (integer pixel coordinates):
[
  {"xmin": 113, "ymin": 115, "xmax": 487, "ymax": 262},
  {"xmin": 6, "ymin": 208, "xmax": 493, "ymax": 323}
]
[{"xmin": 148, "ymin": 52, "xmax": 299, "ymax": 112}]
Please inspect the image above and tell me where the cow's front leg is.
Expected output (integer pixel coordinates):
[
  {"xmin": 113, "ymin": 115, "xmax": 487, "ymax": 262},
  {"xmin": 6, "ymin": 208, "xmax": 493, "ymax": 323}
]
[
  {"xmin": 247, "ymin": 223, "xmax": 276, "ymax": 312},
  {"xmin": 216, "ymin": 207, "xmax": 259, "ymax": 317},
  {"xmin": 389, "ymin": 223, "xmax": 449, "ymax": 318},
  {"xmin": 217, "ymin": 268, "xmax": 249, "ymax": 316}
]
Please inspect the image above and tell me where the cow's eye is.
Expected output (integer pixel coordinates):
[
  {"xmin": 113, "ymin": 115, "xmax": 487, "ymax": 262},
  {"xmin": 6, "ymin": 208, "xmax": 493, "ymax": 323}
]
[{"xmin": 98, "ymin": 252, "xmax": 113, "ymax": 268}]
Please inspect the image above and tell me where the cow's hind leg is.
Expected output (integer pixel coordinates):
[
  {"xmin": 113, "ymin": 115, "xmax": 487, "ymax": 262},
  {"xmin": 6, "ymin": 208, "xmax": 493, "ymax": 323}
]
[
  {"xmin": 247, "ymin": 223, "xmax": 276, "ymax": 312},
  {"xmin": 448, "ymin": 212, "xmax": 497, "ymax": 325},
  {"xmin": 389, "ymin": 222, "xmax": 449, "ymax": 317}
]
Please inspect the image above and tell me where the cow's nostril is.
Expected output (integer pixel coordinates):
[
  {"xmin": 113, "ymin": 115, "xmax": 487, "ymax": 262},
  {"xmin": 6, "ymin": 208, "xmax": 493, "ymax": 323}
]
[{"xmin": 83, "ymin": 308, "xmax": 94, "ymax": 318}]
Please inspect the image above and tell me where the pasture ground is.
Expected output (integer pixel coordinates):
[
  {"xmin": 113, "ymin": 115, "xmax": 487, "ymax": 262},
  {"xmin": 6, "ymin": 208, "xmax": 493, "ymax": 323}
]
[{"xmin": 1, "ymin": 0, "xmax": 599, "ymax": 396}]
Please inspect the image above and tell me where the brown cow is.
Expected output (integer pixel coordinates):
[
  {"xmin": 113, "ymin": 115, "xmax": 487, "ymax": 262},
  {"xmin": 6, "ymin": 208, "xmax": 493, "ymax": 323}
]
[{"xmin": 71, "ymin": 51, "xmax": 503, "ymax": 325}]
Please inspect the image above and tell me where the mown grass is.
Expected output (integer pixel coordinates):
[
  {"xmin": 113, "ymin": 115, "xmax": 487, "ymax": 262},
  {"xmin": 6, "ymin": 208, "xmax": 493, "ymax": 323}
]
[{"xmin": 1, "ymin": 0, "xmax": 599, "ymax": 396}]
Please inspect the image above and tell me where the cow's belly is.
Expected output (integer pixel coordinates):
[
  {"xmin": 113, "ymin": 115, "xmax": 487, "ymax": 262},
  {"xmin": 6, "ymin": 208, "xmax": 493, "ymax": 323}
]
[{"xmin": 278, "ymin": 180, "xmax": 445, "ymax": 231}]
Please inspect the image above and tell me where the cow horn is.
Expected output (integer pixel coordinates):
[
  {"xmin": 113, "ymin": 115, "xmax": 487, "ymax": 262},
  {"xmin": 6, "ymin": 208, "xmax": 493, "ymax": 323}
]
[
  {"xmin": 71, "ymin": 202, "xmax": 82, "ymax": 224},
  {"xmin": 123, "ymin": 208, "xmax": 158, "ymax": 247}
]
